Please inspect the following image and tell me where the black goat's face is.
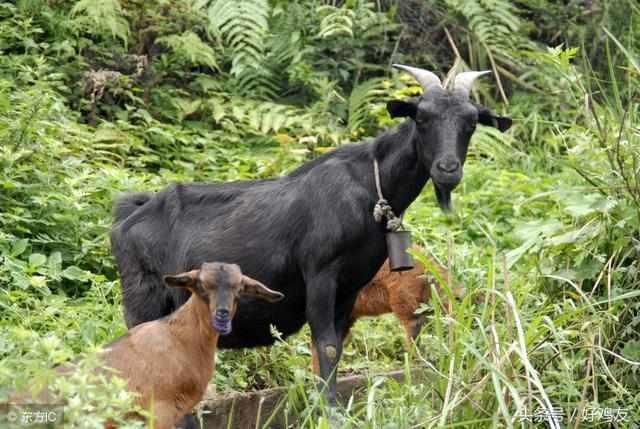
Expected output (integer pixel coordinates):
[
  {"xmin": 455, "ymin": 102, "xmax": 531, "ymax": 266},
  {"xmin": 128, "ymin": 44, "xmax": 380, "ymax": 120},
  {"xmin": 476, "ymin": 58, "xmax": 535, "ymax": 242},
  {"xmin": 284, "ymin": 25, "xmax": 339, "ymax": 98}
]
[
  {"xmin": 387, "ymin": 89, "xmax": 512, "ymax": 210},
  {"xmin": 388, "ymin": 65, "xmax": 512, "ymax": 211},
  {"xmin": 163, "ymin": 262, "xmax": 284, "ymax": 335}
]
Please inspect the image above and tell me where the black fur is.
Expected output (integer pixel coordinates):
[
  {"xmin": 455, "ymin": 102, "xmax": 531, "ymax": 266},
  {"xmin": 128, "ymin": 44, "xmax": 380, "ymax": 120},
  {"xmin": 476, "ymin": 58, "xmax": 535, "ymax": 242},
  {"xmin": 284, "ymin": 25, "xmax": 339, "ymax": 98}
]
[
  {"xmin": 113, "ymin": 191, "xmax": 153, "ymax": 221},
  {"xmin": 111, "ymin": 90, "xmax": 511, "ymax": 403}
]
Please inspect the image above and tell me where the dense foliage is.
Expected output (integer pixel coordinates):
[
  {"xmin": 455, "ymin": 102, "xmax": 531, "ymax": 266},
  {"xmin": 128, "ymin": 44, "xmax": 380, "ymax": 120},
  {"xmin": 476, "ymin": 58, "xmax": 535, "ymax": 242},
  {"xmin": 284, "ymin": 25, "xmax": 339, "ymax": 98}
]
[{"xmin": 1, "ymin": 0, "xmax": 639, "ymax": 427}]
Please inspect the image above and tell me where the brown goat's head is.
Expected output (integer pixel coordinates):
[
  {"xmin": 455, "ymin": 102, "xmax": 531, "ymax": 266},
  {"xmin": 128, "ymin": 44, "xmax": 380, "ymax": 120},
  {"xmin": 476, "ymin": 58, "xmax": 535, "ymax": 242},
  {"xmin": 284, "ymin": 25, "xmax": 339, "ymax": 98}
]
[{"xmin": 163, "ymin": 262, "xmax": 284, "ymax": 335}]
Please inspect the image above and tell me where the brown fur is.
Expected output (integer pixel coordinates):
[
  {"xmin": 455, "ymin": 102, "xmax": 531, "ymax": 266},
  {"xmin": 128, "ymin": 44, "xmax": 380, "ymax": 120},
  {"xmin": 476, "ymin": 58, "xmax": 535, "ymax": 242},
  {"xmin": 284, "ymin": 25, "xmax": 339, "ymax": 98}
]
[
  {"xmin": 8, "ymin": 296, "xmax": 216, "ymax": 429},
  {"xmin": 10, "ymin": 262, "xmax": 283, "ymax": 429},
  {"xmin": 312, "ymin": 252, "xmax": 464, "ymax": 374},
  {"xmin": 100, "ymin": 295, "xmax": 217, "ymax": 429}
]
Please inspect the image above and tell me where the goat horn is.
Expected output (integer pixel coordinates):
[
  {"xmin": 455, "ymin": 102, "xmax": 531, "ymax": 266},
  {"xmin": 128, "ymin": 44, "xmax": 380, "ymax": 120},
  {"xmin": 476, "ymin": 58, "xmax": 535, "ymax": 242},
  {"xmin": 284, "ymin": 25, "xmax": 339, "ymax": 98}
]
[
  {"xmin": 392, "ymin": 64, "xmax": 443, "ymax": 93},
  {"xmin": 452, "ymin": 70, "xmax": 491, "ymax": 97}
]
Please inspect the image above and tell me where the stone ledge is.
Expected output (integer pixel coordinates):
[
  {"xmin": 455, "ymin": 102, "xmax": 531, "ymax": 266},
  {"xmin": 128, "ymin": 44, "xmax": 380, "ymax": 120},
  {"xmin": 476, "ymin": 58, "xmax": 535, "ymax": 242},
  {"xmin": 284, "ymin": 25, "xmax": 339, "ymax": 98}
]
[{"xmin": 197, "ymin": 369, "xmax": 422, "ymax": 428}]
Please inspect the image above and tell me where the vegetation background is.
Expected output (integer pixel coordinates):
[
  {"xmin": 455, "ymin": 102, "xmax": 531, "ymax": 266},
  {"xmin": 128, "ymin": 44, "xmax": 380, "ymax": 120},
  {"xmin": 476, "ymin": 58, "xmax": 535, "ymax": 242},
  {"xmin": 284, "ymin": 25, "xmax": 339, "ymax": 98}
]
[{"xmin": 1, "ymin": 0, "xmax": 639, "ymax": 427}]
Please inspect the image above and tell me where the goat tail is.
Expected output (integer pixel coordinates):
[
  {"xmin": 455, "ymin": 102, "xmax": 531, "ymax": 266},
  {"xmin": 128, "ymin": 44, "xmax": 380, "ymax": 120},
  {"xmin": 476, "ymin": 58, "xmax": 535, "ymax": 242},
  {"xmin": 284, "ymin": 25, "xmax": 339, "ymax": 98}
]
[{"xmin": 113, "ymin": 192, "xmax": 153, "ymax": 223}]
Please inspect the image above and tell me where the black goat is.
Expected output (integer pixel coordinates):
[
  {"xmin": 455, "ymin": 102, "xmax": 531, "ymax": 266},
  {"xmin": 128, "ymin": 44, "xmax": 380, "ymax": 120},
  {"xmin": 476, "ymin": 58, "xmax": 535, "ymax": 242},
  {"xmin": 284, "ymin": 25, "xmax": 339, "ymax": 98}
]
[{"xmin": 110, "ymin": 65, "xmax": 512, "ymax": 405}]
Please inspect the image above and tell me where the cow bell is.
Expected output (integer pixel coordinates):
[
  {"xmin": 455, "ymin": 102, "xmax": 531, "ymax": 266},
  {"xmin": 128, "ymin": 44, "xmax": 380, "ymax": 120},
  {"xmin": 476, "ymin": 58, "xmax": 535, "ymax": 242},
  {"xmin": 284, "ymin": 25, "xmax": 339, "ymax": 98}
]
[{"xmin": 386, "ymin": 230, "xmax": 414, "ymax": 272}]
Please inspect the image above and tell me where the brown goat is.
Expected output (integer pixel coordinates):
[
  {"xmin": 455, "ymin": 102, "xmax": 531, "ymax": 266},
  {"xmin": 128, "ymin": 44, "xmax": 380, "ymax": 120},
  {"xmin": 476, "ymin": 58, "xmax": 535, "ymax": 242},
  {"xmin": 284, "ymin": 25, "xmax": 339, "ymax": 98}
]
[
  {"xmin": 13, "ymin": 262, "xmax": 284, "ymax": 429},
  {"xmin": 312, "ymin": 253, "xmax": 464, "ymax": 373}
]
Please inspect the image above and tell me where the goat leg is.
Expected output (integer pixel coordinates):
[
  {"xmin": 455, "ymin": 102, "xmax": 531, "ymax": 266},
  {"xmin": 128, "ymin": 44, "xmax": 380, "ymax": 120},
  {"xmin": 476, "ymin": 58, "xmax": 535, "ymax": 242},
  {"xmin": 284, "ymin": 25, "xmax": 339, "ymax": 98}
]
[
  {"xmin": 306, "ymin": 273, "xmax": 340, "ymax": 405},
  {"xmin": 401, "ymin": 315, "xmax": 425, "ymax": 348},
  {"xmin": 311, "ymin": 317, "xmax": 355, "ymax": 376}
]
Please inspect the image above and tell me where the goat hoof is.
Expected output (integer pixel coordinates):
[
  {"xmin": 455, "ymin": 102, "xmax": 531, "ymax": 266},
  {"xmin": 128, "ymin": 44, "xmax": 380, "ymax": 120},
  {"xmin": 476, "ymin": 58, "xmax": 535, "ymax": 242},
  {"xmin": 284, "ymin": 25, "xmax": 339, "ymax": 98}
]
[{"xmin": 325, "ymin": 345, "xmax": 337, "ymax": 360}]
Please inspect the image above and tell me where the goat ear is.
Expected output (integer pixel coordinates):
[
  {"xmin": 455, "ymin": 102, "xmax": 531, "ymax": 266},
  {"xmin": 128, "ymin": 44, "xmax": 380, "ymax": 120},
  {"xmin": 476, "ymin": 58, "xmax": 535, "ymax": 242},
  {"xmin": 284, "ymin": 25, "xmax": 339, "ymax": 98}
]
[
  {"xmin": 241, "ymin": 275, "xmax": 284, "ymax": 303},
  {"xmin": 163, "ymin": 270, "xmax": 198, "ymax": 289},
  {"xmin": 476, "ymin": 105, "xmax": 512, "ymax": 132},
  {"xmin": 386, "ymin": 100, "xmax": 417, "ymax": 119}
]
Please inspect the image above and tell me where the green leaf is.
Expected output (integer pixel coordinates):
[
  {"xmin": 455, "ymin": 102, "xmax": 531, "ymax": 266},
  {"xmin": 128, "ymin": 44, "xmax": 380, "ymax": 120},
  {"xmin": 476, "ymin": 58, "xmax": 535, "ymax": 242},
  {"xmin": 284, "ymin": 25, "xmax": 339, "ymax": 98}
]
[
  {"xmin": 546, "ymin": 221, "xmax": 601, "ymax": 246},
  {"xmin": 29, "ymin": 253, "xmax": 47, "ymax": 268},
  {"xmin": 505, "ymin": 237, "xmax": 539, "ymax": 268},
  {"xmin": 11, "ymin": 239, "xmax": 28, "ymax": 257},
  {"xmin": 513, "ymin": 219, "xmax": 563, "ymax": 242},
  {"xmin": 62, "ymin": 266, "xmax": 91, "ymax": 282},
  {"xmin": 48, "ymin": 252, "xmax": 63, "ymax": 276},
  {"xmin": 71, "ymin": 0, "xmax": 130, "ymax": 44},
  {"xmin": 29, "ymin": 275, "xmax": 48, "ymax": 288},
  {"xmin": 157, "ymin": 32, "xmax": 219, "ymax": 70},
  {"xmin": 622, "ymin": 340, "xmax": 640, "ymax": 361},
  {"xmin": 11, "ymin": 271, "xmax": 31, "ymax": 290},
  {"xmin": 561, "ymin": 193, "xmax": 604, "ymax": 217},
  {"xmin": 211, "ymin": 102, "xmax": 226, "ymax": 122}
]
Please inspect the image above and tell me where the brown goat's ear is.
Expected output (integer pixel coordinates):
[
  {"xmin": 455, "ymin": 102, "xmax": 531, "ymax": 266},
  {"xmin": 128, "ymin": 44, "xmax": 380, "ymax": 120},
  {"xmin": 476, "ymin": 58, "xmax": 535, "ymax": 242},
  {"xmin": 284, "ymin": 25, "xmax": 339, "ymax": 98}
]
[
  {"xmin": 241, "ymin": 275, "xmax": 284, "ymax": 303},
  {"xmin": 163, "ymin": 269, "xmax": 199, "ymax": 289}
]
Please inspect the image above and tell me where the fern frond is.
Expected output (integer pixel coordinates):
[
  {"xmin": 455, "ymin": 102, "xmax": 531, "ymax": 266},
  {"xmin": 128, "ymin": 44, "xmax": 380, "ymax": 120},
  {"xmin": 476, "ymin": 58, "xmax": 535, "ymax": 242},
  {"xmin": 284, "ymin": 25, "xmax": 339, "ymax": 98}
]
[
  {"xmin": 208, "ymin": 0, "xmax": 270, "ymax": 75},
  {"xmin": 316, "ymin": 5, "xmax": 355, "ymax": 39},
  {"xmin": 157, "ymin": 31, "xmax": 219, "ymax": 70},
  {"xmin": 208, "ymin": 0, "xmax": 275, "ymax": 97},
  {"xmin": 469, "ymin": 126, "xmax": 515, "ymax": 162},
  {"xmin": 71, "ymin": 0, "xmax": 129, "ymax": 45},
  {"xmin": 446, "ymin": 0, "xmax": 531, "ymax": 65},
  {"xmin": 232, "ymin": 68, "xmax": 279, "ymax": 99},
  {"xmin": 347, "ymin": 78, "xmax": 386, "ymax": 134},
  {"xmin": 208, "ymin": 96, "xmax": 310, "ymax": 135}
]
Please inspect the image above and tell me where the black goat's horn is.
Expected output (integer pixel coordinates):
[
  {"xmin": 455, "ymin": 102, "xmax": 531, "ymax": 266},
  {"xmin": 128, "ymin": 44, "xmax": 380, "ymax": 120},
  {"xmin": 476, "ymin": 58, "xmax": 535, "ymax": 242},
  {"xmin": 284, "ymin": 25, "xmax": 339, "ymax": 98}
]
[
  {"xmin": 452, "ymin": 70, "xmax": 491, "ymax": 97},
  {"xmin": 392, "ymin": 64, "xmax": 443, "ymax": 92}
]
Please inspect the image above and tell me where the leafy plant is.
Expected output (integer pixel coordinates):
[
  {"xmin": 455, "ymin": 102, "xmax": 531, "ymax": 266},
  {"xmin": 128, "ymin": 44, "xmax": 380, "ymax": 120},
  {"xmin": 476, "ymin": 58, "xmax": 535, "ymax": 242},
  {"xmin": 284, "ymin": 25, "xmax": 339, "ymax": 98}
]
[
  {"xmin": 156, "ymin": 31, "xmax": 219, "ymax": 70},
  {"xmin": 71, "ymin": 0, "xmax": 130, "ymax": 45}
]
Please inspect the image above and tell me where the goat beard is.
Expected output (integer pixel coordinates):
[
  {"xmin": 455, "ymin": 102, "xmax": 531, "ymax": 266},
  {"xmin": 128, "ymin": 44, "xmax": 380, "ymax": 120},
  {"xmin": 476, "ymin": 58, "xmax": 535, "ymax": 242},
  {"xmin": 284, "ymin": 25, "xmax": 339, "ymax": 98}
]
[
  {"xmin": 211, "ymin": 313, "xmax": 232, "ymax": 335},
  {"xmin": 434, "ymin": 183, "xmax": 453, "ymax": 212}
]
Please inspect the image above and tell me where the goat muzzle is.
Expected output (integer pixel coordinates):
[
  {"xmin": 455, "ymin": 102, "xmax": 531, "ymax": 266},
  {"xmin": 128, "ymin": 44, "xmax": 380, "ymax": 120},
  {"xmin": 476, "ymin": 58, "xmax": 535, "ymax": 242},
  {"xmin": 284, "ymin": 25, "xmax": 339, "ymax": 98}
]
[
  {"xmin": 212, "ymin": 311, "xmax": 232, "ymax": 335},
  {"xmin": 431, "ymin": 156, "xmax": 462, "ymax": 212}
]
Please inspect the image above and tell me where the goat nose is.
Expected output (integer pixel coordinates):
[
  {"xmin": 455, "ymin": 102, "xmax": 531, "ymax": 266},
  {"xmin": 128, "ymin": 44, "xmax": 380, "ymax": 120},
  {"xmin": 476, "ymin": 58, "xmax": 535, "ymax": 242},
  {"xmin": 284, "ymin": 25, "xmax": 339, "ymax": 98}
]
[
  {"xmin": 216, "ymin": 309, "xmax": 230, "ymax": 319},
  {"xmin": 436, "ymin": 159, "xmax": 460, "ymax": 173}
]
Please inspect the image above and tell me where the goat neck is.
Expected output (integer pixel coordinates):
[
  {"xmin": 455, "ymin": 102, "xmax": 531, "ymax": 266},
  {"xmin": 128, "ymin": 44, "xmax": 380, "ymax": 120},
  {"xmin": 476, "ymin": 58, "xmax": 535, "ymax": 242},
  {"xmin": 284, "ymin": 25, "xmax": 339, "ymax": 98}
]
[
  {"xmin": 167, "ymin": 295, "xmax": 218, "ymax": 359},
  {"xmin": 372, "ymin": 120, "xmax": 429, "ymax": 215}
]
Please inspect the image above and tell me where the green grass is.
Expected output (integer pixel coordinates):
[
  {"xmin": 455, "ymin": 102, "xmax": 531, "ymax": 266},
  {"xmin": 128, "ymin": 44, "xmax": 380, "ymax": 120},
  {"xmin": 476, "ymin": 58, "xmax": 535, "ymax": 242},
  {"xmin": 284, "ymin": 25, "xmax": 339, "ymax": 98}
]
[{"xmin": 4, "ymin": 132, "xmax": 638, "ymax": 426}]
